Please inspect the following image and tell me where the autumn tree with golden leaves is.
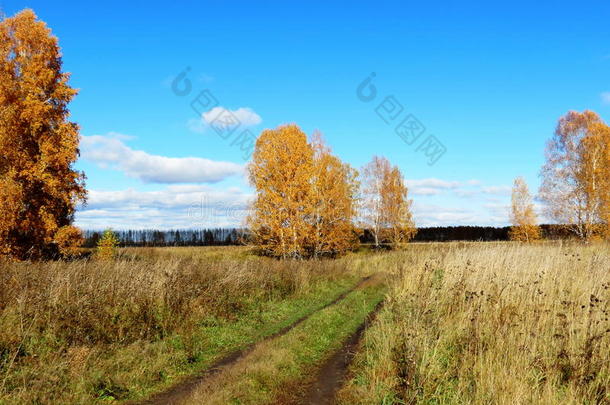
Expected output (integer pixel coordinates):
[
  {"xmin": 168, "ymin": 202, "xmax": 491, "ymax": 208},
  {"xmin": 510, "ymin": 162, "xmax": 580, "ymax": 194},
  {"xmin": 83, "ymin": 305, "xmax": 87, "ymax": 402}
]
[
  {"xmin": 0, "ymin": 10, "xmax": 86, "ymax": 260},
  {"xmin": 248, "ymin": 125, "xmax": 360, "ymax": 258},
  {"xmin": 540, "ymin": 111, "xmax": 610, "ymax": 240},
  {"xmin": 509, "ymin": 177, "xmax": 540, "ymax": 242},
  {"xmin": 309, "ymin": 132, "xmax": 360, "ymax": 256},
  {"xmin": 360, "ymin": 156, "xmax": 389, "ymax": 248},
  {"xmin": 580, "ymin": 119, "xmax": 610, "ymax": 239},
  {"xmin": 361, "ymin": 156, "xmax": 416, "ymax": 248},
  {"xmin": 381, "ymin": 165, "xmax": 417, "ymax": 247},
  {"xmin": 96, "ymin": 229, "xmax": 119, "ymax": 260},
  {"xmin": 247, "ymin": 125, "xmax": 315, "ymax": 258}
]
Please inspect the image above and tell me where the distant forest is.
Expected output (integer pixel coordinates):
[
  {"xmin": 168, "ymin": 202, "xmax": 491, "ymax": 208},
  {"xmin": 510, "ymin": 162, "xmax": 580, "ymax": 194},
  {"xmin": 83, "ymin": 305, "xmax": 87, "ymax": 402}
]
[
  {"xmin": 82, "ymin": 228, "xmax": 245, "ymax": 248},
  {"xmin": 364, "ymin": 225, "xmax": 572, "ymax": 243},
  {"xmin": 83, "ymin": 225, "xmax": 575, "ymax": 248}
]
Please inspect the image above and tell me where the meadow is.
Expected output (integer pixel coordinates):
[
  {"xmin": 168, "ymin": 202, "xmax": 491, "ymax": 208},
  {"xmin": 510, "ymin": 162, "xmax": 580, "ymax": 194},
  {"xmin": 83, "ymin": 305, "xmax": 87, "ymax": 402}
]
[
  {"xmin": 1, "ymin": 242, "xmax": 608, "ymax": 404},
  {"xmin": 339, "ymin": 242, "xmax": 610, "ymax": 405},
  {"xmin": 0, "ymin": 247, "xmax": 372, "ymax": 404}
]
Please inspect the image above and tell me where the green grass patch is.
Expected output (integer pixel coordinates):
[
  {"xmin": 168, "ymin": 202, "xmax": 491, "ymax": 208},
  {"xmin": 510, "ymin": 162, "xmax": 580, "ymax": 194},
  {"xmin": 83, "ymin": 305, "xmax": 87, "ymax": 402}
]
[
  {"xmin": 0, "ymin": 276, "xmax": 360, "ymax": 405},
  {"xmin": 183, "ymin": 282, "xmax": 386, "ymax": 404}
]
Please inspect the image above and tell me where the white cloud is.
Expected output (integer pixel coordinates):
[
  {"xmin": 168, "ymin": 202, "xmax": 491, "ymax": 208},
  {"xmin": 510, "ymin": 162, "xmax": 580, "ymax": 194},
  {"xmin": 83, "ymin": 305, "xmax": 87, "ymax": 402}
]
[
  {"xmin": 601, "ymin": 92, "xmax": 610, "ymax": 105},
  {"xmin": 411, "ymin": 199, "xmax": 510, "ymax": 227},
  {"xmin": 454, "ymin": 189, "xmax": 479, "ymax": 198},
  {"xmin": 412, "ymin": 202, "xmax": 479, "ymax": 226},
  {"xmin": 484, "ymin": 201, "xmax": 510, "ymax": 217},
  {"xmin": 77, "ymin": 185, "xmax": 253, "ymax": 229},
  {"xmin": 74, "ymin": 168, "xmax": 516, "ymax": 229},
  {"xmin": 404, "ymin": 178, "xmax": 484, "ymax": 199},
  {"xmin": 81, "ymin": 134, "xmax": 244, "ymax": 183},
  {"xmin": 409, "ymin": 187, "xmax": 443, "ymax": 196},
  {"xmin": 481, "ymin": 185, "xmax": 511, "ymax": 195},
  {"xmin": 203, "ymin": 107, "xmax": 262, "ymax": 126},
  {"xmin": 406, "ymin": 178, "xmax": 484, "ymax": 197},
  {"xmin": 407, "ymin": 178, "xmax": 461, "ymax": 189},
  {"xmin": 404, "ymin": 178, "xmax": 511, "ymax": 202},
  {"xmin": 406, "ymin": 178, "xmax": 462, "ymax": 196},
  {"xmin": 187, "ymin": 117, "xmax": 207, "ymax": 133},
  {"xmin": 188, "ymin": 107, "xmax": 262, "ymax": 134}
]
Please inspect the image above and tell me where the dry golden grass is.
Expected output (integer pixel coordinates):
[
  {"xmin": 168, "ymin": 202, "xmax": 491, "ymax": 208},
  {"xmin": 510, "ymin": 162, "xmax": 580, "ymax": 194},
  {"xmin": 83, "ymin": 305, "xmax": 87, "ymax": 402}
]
[
  {"xmin": 0, "ymin": 246, "xmax": 352, "ymax": 403},
  {"xmin": 3, "ymin": 242, "xmax": 608, "ymax": 404},
  {"xmin": 338, "ymin": 242, "xmax": 610, "ymax": 405},
  {"xmin": 0, "ymin": 249, "xmax": 327, "ymax": 346}
]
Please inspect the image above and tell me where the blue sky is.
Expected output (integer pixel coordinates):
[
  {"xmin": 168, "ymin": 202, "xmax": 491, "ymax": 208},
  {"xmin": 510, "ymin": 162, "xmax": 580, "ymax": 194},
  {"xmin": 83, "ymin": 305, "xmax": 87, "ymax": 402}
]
[{"xmin": 5, "ymin": 1, "xmax": 610, "ymax": 229}]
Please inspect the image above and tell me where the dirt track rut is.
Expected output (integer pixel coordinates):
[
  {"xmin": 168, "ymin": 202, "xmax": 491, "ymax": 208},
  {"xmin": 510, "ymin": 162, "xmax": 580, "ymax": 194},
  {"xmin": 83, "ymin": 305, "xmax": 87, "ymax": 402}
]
[
  {"xmin": 297, "ymin": 300, "xmax": 384, "ymax": 405},
  {"xmin": 135, "ymin": 276, "xmax": 373, "ymax": 405}
]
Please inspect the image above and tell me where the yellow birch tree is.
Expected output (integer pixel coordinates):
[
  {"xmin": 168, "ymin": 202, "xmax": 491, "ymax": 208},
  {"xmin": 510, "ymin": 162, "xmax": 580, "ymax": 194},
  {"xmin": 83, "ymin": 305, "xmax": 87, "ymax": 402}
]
[
  {"xmin": 509, "ymin": 177, "xmax": 541, "ymax": 242},
  {"xmin": 381, "ymin": 165, "xmax": 417, "ymax": 247},
  {"xmin": 540, "ymin": 111, "xmax": 610, "ymax": 240},
  {"xmin": 0, "ymin": 10, "xmax": 86, "ymax": 260},
  {"xmin": 96, "ymin": 229, "xmax": 119, "ymax": 260},
  {"xmin": 309, "ymin": 132, "xmax": 360, "ymax": 256},
  {"xmin": 580, "ymin": 121, "xmax": 610, "ymax": 239},
  {"xmin": 361, "ymin": 156, "xmax": 390, "ymax": 248},
  {"xmin": 248, "ymin": 126, "xmax": 361, "ymax": 258},
  {"xmin": 361, "ymin": 156, "xmax": 416, "ymax": 248},
  {"xmin": 247, "ymin": 125, "xmax": 315, "ymax": 258}
]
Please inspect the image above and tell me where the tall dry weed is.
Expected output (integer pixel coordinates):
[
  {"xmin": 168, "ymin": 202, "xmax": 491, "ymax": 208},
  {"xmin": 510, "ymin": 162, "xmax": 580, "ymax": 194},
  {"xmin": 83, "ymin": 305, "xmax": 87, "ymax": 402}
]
[
  {"xmin": 339, "ymin": 242, "xmax": 610, "ymax": 405},
  {"xmin": 0, "ymin": 250, "xmax": 345, "ymax": 370}
]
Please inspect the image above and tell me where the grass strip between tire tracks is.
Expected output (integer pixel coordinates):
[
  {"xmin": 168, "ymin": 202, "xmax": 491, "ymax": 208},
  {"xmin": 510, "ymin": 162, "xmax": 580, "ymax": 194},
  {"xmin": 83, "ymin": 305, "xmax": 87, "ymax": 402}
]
[
  {"xmin": 136, "ymin": 275, "xmax": 373, "ymax": 405},
  {"xmin": 180, "ymin": 279, "xmax": 386, "ymax": 405}
]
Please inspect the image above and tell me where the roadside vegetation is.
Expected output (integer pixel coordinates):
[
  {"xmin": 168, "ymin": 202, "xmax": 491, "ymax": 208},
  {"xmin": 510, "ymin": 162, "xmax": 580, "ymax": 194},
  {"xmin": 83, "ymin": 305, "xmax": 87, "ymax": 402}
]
[
  {"xmin": 183, "ymin": 276, "xmax": 386, "ymax": 405},
  {"xmin": 338, "ymin": 242, "xmax": 610, "ymax": 405},
  {"xmin": 0, "ymin": 247, "xmax": 367, "ymax": 404}
]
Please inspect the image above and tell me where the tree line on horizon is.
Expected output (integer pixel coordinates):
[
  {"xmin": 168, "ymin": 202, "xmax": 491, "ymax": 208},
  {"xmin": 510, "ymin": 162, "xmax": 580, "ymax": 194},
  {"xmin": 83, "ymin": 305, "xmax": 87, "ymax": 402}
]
[
  {"xmin": 1, "ymin": 9, "xmax": 609, "ymax": 261},
  {"xmin": 82, "ymin": 228, "xmax": 244, "ymax": 248},
  {"xmin": 81, "ymin": 224, "xmax": 581, "ymax": 248}
]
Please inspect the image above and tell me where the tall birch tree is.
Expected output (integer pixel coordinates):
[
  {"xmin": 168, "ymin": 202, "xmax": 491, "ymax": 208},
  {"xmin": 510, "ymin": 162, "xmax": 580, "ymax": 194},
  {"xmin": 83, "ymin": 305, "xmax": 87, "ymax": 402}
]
[{"xmin": 0, "ymin": 10, "xmax": 86, "ymax": 260}]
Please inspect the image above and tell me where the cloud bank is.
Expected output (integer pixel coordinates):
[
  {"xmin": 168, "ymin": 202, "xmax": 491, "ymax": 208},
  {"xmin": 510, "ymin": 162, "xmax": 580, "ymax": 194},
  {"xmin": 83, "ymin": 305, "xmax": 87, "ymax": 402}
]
[
  {"xmin": 77, "ymin": 185, "xmax": 253, "ymax": 229},
  {"xmin": 81, "ymin": 134, "xmax": 244, "ymax": 183}
]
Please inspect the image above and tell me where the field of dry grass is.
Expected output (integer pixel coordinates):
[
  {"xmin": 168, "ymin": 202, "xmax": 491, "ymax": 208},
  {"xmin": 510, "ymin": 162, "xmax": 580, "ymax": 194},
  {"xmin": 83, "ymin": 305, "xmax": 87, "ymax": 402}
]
[
  {"xmin": 0, "ymin": 246, "xmax": 362, "ymax": 404},
  {"xmin": 338, "ymin": 242, "xmax": 610, "ymax": 404},
  {"xmin": 1, "ymin": 242, "xmax": 608, "ymax": 404}
]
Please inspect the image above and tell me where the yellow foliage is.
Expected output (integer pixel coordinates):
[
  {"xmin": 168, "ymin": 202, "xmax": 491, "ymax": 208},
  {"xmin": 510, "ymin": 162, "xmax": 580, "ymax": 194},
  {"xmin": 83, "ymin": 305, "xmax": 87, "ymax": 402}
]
[
  {"xmin": 247, "ymin": 125, "xmax": 360, "ymax": 258},
  {"xmin": 309, "ymin": 132, "xmax": 361, "ymax": 256},
  {"xmin": 248, "ymin": 125, "xmax": 315, "ymax": 258},
  {"xmin": 0, "ymin": 10, "xmax": 86, "ymax": 260},
  {"xmin": 361, "ymin": 156, "xmax": 416, "ymax": 248},
  {"xmin": 54, "ymin": 225, "xmax": 84, "ymax": 258},
  {"xmin": 540, "ymin": 111, "xmax": 610, "ymax": 241},
  {"xmin": 509, "ymin": 177, "xmax": 540, "ymax": 242},
  {"xmin": 96, "ymin": 229, "xmax": 119, "ymax": 260},
  {"xmin": 381, "ymin": 165, "xmax": 417, "ymax": 248}
]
